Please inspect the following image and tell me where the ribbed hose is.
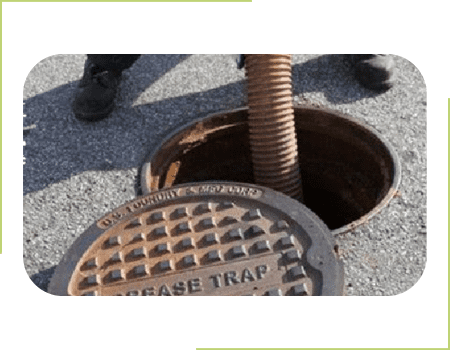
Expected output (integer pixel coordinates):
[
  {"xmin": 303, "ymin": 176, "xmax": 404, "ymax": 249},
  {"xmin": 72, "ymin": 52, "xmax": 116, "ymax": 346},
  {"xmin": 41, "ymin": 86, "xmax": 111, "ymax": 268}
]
[{"xmin": 245, "ymin": 54, "xmax": 303, "ymax": 201}]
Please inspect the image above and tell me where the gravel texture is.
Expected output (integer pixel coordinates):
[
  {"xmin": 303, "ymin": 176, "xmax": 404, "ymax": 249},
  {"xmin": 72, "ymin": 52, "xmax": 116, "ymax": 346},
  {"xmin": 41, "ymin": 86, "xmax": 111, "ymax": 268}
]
[{"xmin": 23, "ymin": 54, "xmax": 426, "ymax": 295}]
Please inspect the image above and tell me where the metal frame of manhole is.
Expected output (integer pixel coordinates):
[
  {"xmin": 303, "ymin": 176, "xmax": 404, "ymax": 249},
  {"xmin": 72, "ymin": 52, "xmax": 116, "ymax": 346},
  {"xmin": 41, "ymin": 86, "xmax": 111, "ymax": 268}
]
[
  {"xmin": 48, "ymin": 182, "xmax": 344, "ymax": 296},
  {"xmin": 140, "ymin": 106, "xmax": 401, "ymax": 235}
]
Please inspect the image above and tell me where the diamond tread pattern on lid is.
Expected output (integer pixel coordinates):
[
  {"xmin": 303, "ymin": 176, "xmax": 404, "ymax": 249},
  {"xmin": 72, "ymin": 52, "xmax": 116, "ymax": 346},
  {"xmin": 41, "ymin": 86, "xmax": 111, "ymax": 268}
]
[{"xmin": 49, "ymin": 182, "xmax": 343, "ymax": 296}]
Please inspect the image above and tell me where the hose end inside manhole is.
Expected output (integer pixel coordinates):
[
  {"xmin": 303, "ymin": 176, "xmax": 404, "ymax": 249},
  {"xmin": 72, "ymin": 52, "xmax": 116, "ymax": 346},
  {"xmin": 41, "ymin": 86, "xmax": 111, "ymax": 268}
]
[{"xmin": 141, "ymin": 106, "xmax": 401, "ymax": 235}]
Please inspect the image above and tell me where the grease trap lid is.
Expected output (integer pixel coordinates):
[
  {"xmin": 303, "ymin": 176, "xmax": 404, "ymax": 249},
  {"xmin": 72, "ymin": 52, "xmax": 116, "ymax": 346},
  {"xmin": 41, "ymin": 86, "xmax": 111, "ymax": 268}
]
[{"xmin": 49, "ymin": 182, "xmax": 344, "ymax": 296}]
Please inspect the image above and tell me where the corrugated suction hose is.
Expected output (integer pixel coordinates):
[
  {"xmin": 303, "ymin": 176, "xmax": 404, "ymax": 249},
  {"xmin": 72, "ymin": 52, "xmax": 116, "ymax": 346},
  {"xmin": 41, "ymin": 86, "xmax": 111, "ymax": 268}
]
[{"xmin": 245, "ymin": 54, "xmax": 304, "ymax": 201}]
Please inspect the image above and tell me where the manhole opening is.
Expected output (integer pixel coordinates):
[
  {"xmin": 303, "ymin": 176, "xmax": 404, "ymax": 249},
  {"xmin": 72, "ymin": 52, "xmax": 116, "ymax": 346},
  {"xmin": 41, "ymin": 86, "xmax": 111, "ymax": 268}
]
[{"xmin": 142, "ymin": 106, "xmax": 400, "ymax": 233}]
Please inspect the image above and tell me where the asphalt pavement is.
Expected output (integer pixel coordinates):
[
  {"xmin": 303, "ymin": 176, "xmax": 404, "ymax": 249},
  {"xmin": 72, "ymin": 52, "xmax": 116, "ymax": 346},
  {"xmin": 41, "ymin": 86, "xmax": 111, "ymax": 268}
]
[{"xmin": 23, "ymin": 54, "xmax": 427, "ymax": 296}]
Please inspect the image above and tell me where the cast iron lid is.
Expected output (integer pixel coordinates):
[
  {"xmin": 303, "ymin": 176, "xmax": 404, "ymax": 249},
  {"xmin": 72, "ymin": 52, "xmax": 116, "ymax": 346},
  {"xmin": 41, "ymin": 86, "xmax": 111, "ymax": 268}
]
[{"xmin": 49, "ymin": 182, "xmax": 344, "ymax": 296}]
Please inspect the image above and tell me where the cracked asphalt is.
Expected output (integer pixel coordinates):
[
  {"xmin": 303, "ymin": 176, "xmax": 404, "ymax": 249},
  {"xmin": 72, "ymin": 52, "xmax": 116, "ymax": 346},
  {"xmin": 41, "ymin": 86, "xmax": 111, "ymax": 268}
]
[{"xmin": 23, "ymin": 54, "xmax": 426, "ymax": 296}]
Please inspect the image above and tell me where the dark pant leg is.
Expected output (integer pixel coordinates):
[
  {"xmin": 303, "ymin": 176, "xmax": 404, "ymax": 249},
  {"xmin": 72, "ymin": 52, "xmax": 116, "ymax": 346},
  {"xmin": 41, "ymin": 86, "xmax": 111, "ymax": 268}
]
[{"xmin": 87, "ymin": 54, "xmax": 142, "ymax": 73}]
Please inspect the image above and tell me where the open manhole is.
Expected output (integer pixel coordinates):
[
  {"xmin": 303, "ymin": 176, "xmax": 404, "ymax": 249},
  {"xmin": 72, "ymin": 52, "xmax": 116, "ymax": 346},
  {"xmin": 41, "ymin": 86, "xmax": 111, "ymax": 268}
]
[
  {"xmin": 48, "ymin": 182, "xmax": 344, "ymax": 296},
  {"xmin": 141, "ymin": 106, "xmax": 401, "ymax": 234}
]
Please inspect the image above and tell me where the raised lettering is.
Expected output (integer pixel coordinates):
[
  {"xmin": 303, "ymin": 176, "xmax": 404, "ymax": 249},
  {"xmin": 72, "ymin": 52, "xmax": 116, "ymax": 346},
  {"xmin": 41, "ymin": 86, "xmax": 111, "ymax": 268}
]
[
  {"xmin": 142, "ymin": 287, "xmax": 155, "ymax": 296},
  {"xmin": 173, "ymin": 281, "xmax": 186, "ymax": 295},
  {"xmin": 256, "ymin": 265, "xmax": 268, "ymax": 279},
  {"xmin": 186, "ymin": 187, "xmax": 196, "ymax": 195},
  {"xmin": 241, "ymin": 268, "xmax": 256, "ymax": 283},
  {"xmin": 140, "ymin": 198, "xmax": 150, "ymax": 206},
  {"xmin": 97, "ymin": 190, "xmax": 180, "ymax": 230},
  {"xmin": 224, "ymin": 271, "xmax": 240, "ymax": 286},
  {"xmin": 188, "ymin": 278, "xmax": 203, "ymax": 293},
  {"xmin": 112, "ymin": 212, "xmax": 123, "ymax": 220},
  {"xmin": 199, "ymin": 185, "xmax": 223, "ymax": 193},
  {"xmin": 209, "ymin": 274, "xmax": 222, "ymax": 288},
  {"xmin": 159, "ymin": 284, "xmax": 172, "ymax": 296},
  {"xmin": 227, "ymin": 186, "xmax": 262, "ymax": 198},
  {"xmin": 214, "ymin": 185, "xmax": 224, "ymax": 193}
]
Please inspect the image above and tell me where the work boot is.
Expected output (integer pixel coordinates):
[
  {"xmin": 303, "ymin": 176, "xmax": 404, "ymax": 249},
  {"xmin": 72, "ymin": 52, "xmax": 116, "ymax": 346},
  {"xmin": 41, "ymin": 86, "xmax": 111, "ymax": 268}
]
[
  {"xmin": 236, "ymin": 54, "xmax": 245, "ymax": 69},
  {"xmin": 72, "ymin": 59, "xmax": 122, "ymax": 121},
  {"xmin": 347, "ymin": 54, "xmax": 396, "ymax": 92}
]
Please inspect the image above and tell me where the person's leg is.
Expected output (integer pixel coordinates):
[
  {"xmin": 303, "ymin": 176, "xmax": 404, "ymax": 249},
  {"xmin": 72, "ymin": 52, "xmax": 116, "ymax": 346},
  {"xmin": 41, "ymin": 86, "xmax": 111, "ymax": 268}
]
[
  {"xmin": 87, "ymin": 54, "xmax": 141, "ymax": 72},
  {"xmin": 72, "ymin": 54, "xmax": 141, "ymax": 121},
  {"xmin": 237, "ymin": 54, "xmax": 396, "ymax": 92}
]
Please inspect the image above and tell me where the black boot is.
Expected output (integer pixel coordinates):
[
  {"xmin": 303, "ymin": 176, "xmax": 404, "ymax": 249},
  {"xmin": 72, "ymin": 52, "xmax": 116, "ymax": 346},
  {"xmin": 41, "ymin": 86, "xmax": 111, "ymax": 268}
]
[
  {"xmin": 236, "ymin": 54, "xmax": 245, "ymax": 69},
  {"xmin": 348, "ymin": 54, "xmax": 396, "ymax": 92},
  {"xmin": 72, "ymin": 59, "xmax": 122, "ymax": 121}
]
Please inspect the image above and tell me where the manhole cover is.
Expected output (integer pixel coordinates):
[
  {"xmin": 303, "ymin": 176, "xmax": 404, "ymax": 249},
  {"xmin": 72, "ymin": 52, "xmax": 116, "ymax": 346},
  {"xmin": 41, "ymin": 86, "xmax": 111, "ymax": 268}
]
[{"xmin": 49, "ymin": 182, "xmax": 344, "ymax": 296}]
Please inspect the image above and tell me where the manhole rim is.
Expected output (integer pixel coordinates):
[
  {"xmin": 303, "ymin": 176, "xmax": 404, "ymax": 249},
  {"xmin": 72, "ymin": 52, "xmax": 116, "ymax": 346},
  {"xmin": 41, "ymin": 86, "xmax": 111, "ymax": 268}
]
[
  {"xmin": 140, "ymin": 106, "xmax": 401, "ymax": 235},
  {"xmin": 48, "ymin": 181, "xmax": 344, "ymax": 296}
]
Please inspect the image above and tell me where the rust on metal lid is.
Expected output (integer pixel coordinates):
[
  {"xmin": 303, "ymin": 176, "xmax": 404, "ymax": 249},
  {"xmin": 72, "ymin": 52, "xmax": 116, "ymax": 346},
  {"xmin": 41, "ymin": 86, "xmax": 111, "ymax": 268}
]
[{"xmin": 49, "ymin": 182, "xmax": 344, "ymax": 296}]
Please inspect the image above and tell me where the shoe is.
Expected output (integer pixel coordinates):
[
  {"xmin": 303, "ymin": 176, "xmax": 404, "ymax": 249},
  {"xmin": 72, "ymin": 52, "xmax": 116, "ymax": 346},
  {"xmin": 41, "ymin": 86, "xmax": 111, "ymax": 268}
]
[
  {"xmin": 348, "ymin": 54, "xmax": 396, "ymax": 92},
  {"xmin": 72, "ymin": 59, "xmax": 122, "ymax": 121},
  {"xmin": 236, "ymin": 54, "xmax": 245, "ymax": 69}
]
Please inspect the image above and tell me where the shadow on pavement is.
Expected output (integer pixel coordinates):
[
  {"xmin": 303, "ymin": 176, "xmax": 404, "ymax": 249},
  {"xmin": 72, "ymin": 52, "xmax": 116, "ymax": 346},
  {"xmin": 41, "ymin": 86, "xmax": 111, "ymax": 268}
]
[
  {"xmin": 292, "ymin": 54, "xmax": 382, "ymax": 103},
  {"xmin": 30, "ymin": 266, "xmax": 56, "ymax": 293},
  {"xmin": 23, "ymin": 54, "xmax": 376, "ymax": 197}
]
